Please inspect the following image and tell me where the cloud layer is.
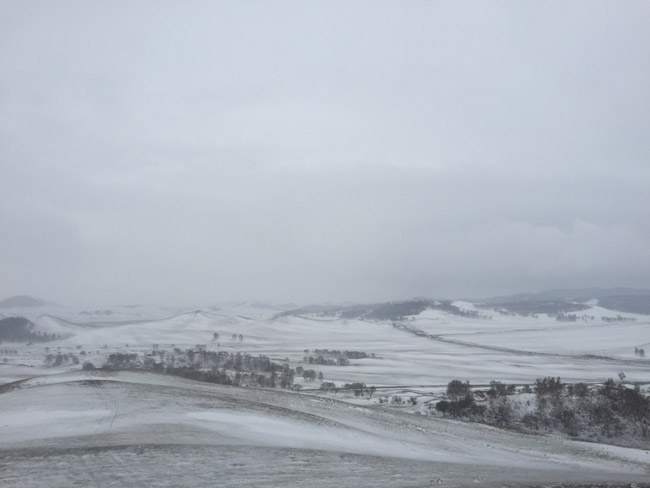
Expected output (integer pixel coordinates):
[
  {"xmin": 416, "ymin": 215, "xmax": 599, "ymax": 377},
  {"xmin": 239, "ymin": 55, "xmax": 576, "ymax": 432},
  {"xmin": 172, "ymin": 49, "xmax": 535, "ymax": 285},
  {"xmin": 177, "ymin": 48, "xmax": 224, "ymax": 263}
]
[{"xmin": 1, "ymin": 1, "xmax": 649, "ymax": 306}]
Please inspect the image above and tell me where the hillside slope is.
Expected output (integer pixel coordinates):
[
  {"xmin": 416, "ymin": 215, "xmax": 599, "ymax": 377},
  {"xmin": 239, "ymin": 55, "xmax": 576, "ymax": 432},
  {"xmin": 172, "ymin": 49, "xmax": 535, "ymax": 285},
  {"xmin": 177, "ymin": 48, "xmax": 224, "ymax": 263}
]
[{"xmin": 0, "ymin": 371, "xmax": 648, "ymax": 487}]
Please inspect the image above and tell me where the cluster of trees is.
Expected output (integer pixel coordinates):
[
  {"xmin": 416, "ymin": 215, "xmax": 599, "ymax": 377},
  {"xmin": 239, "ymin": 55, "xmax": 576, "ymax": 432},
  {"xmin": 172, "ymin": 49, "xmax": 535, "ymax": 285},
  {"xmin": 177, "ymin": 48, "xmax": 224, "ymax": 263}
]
[
  {"xmin": 554, "ymin": 313, "xmax": 637, "ymax": 323},
  {"xmin": 104, "ymin": 353, "xmax": 140, "ymax": 369},
  {"xmin": 302, "ymin": 349, "xmax": 373, "ymax": 366},
  {"xmin": 365, "ymin": 300, "xmax": 483, "ymax": 321},
  {"xmin": 341, "ymin": 383, "xmax": 377, "ymax": 397},
  {"xmin": 297, "ymin": 367, "xmax": 322, "ymax": 382},
  {"xmin": 0, "ymin": 349, "xmax": 18, "ymax": 355},
  {"xmin": 101, "ymin": 347, "xmax": 309, "ymax": 390},
  {"xmin": 40, "ymin": 348, "xmax": 89, "ymax": 367},
  {"xmin": 514, "ymin": 376, "xmax": 650, "ymax": 441},
  {"xmin": 325, "ymin": 301, "xmax": 430, "ymax": 321},
  {"xmin": 317, "ymin": 381, "xmax": 378, "ymax": 397},
  {"xmin": 429, "ymin": 301, "xmax": 482, "ymax": 319},
  {"xmin": 486, "ymin": 300, "xmax": 589, "ymax": 317},
  {"xmin": 431, "ymin": 377, "xmax": 650, "ymax": 446},
  {"xmin": 634, "ymin": 347, "xmax": 646, "ymax": 358},
  {"xmin": 319, "ymin": 381, "xmax": 337, "ymax": 393},
  {"xmin": 339, "ymin": 308, "xmax": 371, "ymax": 319},
  {"xmin": 304, "ymin": 355, "xmax": 348, "ymax": 366},
  {"xmin": 433, "ymin": 380, "xmax": 486, "ymax": 420},
  {"xmin": 379, "ymin": 395, "xmax": 417, "ymax": 406},
  {"xmin": 160, "ymin": 365, "xmax": 288, "ymax": 388},
  {"xmin": 44, "ymin": 352, "xmax": 80, "ymax": 366},
  {"xmin": 602, "ymin": 315, "xmax": 636, "ymax": 323},
  {"xmin": 211, "ymin": 332, "xmax": 244, "ymax": 342},
  {"xmin": 0, "ymin": 317, "xmax": 60, "ymax": 344},
  {"xmin": 365, "ymin": 301, "xmax": 430, "ymax": 320},
  {"xmin": 556, "ymin": 313, "xmax": 580, "ymax": 322},
  {"xmin": 135, "ymin": 348, "xmax": 275, "ymax": 372},
  {"xmin": 311, "ymin": 349, "xmax": 372, "ymax": 359},
  {"xmin": 315, "ymin": 299, "xmax": 484, "ymax": 322},
  {"xmin": 534, "ymin": 376, "xmax": 564, "ymax": 395}
]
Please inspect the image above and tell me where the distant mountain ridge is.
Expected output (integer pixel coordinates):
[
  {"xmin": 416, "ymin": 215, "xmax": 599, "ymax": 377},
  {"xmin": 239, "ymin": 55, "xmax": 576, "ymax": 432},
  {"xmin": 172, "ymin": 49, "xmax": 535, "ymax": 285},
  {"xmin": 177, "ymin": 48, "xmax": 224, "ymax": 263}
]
[
  {"xmin": 473, "ymin": 288, "xmax": 650, "ymax": 315},
  {"xmin": 0, "ymin": 295, "xmax": 52, "ymax": 308},
  {"xmin": 284, "ymin": 288, "xmax": 650, "ymax": 319},
  {"xmin": 475, "ymin": 287, "xmax": 650, "ymax": 304},
  {"xmin": 279, "ymin": 299, "xmax": 482, "ymax": 321}
]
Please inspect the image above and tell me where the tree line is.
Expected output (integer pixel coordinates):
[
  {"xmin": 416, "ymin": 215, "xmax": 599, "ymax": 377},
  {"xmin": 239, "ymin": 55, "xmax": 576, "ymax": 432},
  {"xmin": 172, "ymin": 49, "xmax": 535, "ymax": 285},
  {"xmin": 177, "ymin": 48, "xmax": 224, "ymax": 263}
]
[
  {"xmin": 302, "ymin": 348, "xmax": 373, "ymax": 366},
  {"xmin": 0, "ymin": 317, "xmax": 60, "ymax": 344},
  {"xmin": 99, "ymin": 347, "xmax": 326, "ymax": 391},
  {"xmin": 431, "ymin": 377, "xmax": 650, "ymax": 447}
]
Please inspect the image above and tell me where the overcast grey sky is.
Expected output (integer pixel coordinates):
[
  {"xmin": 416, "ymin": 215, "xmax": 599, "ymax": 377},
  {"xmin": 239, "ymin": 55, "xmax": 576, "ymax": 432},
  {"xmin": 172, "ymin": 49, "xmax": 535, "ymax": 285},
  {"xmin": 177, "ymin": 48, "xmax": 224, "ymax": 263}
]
[{"xmin": 1, "ymin": 1, "xmax": 649, "ymax": 306}]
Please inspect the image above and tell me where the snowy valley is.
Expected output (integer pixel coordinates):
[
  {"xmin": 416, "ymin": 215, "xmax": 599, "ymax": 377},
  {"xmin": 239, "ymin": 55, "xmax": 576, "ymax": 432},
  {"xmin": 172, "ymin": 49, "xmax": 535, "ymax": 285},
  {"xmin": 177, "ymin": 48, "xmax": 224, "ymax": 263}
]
[{"xmin": 1, "ymin": 294, "xmax": 649, "ymax": 487}]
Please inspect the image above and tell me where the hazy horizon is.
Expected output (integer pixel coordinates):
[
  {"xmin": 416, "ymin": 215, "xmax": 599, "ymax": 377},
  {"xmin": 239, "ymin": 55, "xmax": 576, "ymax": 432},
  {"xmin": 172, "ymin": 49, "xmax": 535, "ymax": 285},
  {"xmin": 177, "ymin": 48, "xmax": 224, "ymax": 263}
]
[{"xmin": 2, "ymin": 1, "xmax": 649, "ymax": 307}]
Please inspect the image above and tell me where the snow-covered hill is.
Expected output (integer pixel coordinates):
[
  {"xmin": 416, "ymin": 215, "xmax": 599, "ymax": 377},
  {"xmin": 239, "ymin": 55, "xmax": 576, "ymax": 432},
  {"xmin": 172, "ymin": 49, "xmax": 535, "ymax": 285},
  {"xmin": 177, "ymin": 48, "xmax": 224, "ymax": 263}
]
[{"xmin": 0, "ymin": 370, "xmax": 648, "ymax": 487}]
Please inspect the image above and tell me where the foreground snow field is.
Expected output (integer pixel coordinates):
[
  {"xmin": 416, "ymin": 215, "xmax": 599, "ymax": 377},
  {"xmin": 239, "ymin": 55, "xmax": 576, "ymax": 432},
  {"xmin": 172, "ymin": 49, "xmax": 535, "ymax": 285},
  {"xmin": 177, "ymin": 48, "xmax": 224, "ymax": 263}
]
[
  {"xmin": 0, "ymin": 370, "xmax": 648, "ymax": 487},
  {"xmin": 1, "ymin": 302, "xmax": 649, "ymax": 486}
]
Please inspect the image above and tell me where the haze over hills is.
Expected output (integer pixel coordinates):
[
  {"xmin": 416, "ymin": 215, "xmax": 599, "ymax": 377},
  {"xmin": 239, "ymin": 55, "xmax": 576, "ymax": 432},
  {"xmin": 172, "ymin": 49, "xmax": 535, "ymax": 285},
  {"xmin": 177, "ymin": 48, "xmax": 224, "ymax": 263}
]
[
  {"xmin": 0, "ymin": 295, "xmax": 54, "ymax": 308},
  {"xmin": 473, "ymin": 287, "xmax": 650, "ymax": 303},
  {"xmin": 472, "ymin": 288, "xmax": 650, "ymax": 315},
  {"xmin": 3, "ymin": 287, "xmax": 650, "ymax": 315}
]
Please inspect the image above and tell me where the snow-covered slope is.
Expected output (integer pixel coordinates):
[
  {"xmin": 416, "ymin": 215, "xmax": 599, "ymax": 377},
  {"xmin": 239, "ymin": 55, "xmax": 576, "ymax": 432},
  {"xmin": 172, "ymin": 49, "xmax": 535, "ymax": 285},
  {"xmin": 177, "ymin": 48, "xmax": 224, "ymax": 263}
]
[{"xmin": 0, "ymin": 370, "xmax": 648, "ymax": 487}]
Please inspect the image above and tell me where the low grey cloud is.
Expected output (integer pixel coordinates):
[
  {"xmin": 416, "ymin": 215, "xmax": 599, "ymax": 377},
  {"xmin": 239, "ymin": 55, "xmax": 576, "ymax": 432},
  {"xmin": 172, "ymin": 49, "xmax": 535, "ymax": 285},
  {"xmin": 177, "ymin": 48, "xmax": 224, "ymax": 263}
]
[{"xmin": 1, "ymin": 1, "xmax": 649, "ymax": 306}]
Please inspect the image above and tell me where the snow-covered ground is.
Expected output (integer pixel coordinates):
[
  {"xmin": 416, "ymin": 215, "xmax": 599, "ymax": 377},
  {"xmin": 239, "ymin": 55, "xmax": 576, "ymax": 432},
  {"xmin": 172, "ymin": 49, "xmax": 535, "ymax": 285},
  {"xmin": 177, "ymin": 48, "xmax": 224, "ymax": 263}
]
[
  {"xmin": 1, "ymin": 302, "xmax": 649, "ymax": 486},
  {"xmin": 0, "ymin": 370, "xmax": 648, "ymax": 487},
  {"xmin": 2, "ymin": 302, "xmax": 649, "ymax": 387}
]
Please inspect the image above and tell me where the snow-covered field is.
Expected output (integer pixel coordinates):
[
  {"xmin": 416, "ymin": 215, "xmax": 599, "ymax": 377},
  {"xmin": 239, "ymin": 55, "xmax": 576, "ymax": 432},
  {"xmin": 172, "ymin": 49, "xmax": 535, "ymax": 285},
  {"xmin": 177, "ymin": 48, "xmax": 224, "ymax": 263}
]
[
  {"xmin": 413, "ymin": 303, "xmax": 650, "ymax": 359},
  {"xmin": 3, "ymin": 302, "xmax": 649, "ymax": 387},
  {"xmin": 1, "ymin": 302, "xmax": 649, "ymax": 486},
  {"xmin": 1, "ymin": 370, "xmax": 648, "ymax": 487}
]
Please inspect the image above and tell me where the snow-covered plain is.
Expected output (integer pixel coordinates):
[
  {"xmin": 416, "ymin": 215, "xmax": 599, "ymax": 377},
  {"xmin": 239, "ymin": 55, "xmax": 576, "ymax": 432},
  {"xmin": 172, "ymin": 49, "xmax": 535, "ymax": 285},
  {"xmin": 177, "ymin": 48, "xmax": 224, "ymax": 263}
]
[
  {"xmin": 1, "ymin": 302, "xmax": 649, "ymax": 486},
  {"xmin": 5, "ymin": 302, "xmax": 648, "ymax": 387}
]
